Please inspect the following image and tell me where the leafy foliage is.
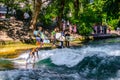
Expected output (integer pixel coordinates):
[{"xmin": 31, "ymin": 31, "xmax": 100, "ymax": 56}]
[
  {"xmin": 78, "ymin": 23, "xmax": 92, "ymax": 36},
  {"xmin": 0, "ymin": 0, "xmax": 120, "ymax": 35},
  {"xmin": 107, "ymin": 19, "xmax": 119, "ymax": 30}
]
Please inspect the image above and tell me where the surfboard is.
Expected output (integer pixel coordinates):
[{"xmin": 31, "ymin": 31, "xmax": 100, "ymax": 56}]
[
  {"xmin": 56, "ymin": 33, "xmax": 61, "ymax": 39},
  {"xmin": 66, "ymin": 36, "xmax": 75, "ymax": 41},
  {"xmin": 12, "ymin": 55, "xmax": 36, "ymax": 65},
  {"xmin": 59, "ymin": 36, "xmax": 65, "ymax": 41},
  {"xmin": 12, "ymin": 59, "xmax": 27, "ymax": 64}
]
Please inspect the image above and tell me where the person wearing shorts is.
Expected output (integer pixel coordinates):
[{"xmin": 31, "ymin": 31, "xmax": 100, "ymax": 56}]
[{"xmin": 65, "ymin": 30, "xmax": 70, "ymax": 47}]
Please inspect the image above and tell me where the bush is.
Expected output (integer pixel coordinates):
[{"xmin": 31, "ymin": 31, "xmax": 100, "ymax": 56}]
[
  {"xmin": 107, "ymin": 19, "xmax": 119, "ymax": 30},
  {"xmin": 78, "ymin": 23, "xmax": 92, "ymax": 36}
]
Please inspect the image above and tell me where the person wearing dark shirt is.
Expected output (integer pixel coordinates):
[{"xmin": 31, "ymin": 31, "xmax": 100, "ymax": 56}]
[
  {"xmin": 59, "ymin": 31, "xmax": 65, "ymax": 48},
  {"xmin": 65, "ymin": 30, "xmax": 70, "ymax": 47}
]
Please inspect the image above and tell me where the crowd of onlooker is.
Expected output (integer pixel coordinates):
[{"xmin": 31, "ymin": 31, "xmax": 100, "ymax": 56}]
[
  {"xmin": 33, "ymin": 20, "xmax": 77, "ymax": 49},
  {"xmin": 93, "ymin": 23, "xmax": 111, "ymax": 34},
  {"xmin": 93, "ymin": 23, "xmax": 120, "ymax": 35},
  {"xmin": 28, "ymin": 26, "xmax": 72, "ymax": 63},
  {"xmin": 33, "ymin": 26, "xmax": 75, "ymax": 49}
]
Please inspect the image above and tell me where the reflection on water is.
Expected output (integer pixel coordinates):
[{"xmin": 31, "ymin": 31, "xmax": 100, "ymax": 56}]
[{"xmin": 0, "ymin": 38, "xmax": 120, "ymax": 80}]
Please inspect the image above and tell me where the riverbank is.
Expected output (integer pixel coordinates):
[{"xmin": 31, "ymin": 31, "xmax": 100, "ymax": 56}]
[
  {"xmin": 92, "ymin": 31, "xmax": 120, "ymax": 39},
  {"xmin": 0, "ymin": 43, "xmax": 36, "ymax": 58},
  {"xmin": 1, "ymin": 19, "xmax": 120, "ymax": 58},
  {"xmin": 0, "ymin": 41, "xmax": 83, "ymax": 58},
  {"xmin": 0, "ymin": 30, "xmax": 120, "ymax": 59}
]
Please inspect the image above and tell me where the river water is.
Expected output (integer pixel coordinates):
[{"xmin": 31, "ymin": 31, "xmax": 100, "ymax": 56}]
[{"xmin": 0, "ymin": 38, "xmax": 120, "ymax": 80}]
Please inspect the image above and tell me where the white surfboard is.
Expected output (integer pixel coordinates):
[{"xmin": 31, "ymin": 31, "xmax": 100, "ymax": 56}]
[{"xmin": 56, "ymin": 33, "xmax": 61, "ymax": 39}]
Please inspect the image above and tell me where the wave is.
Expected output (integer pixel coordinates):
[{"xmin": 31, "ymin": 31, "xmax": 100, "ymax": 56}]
[
  {"xmin": 0, "ymin": 41, "xmax": 120, "ymax": 80},
  {"xmin": 76, "ymin": 55, "xmax": 120, "ymax": 78},
  {"xmin": 12, "ymin": 43, "xmax": 120, "ymax": 68}
]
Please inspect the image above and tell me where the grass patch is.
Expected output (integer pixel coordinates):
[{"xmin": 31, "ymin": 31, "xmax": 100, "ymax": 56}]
[
  {"xmin": 0, "ymin": 38, "xmax": 83, "ymax": 58},
  {"xmin": 0, "ymin": 43, "xmax": 37, "ymax": 58},
  {"xmin": 0, "ymin": 42, "xmax": 53, "ymax": 58}
]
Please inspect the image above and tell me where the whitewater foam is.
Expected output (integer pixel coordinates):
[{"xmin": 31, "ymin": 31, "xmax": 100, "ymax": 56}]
[
  {"xmin": 9, "ymin": 42, "xmax": 120, "ymax": 69},
  {"xmin": 0, "ymin": 41, "xmax": 120, "ymax": 80},
  {"xmin": 50, "ymin": 49, "xmax": 83, "ymax": 67}
]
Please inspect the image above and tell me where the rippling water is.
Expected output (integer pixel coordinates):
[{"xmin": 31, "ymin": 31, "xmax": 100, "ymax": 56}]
[{"xmin": 0, "ymin": 38, "xmax": 120, "ymax": 80}]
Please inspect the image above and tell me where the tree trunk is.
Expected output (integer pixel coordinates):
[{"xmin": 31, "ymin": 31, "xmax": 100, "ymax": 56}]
[
  {"xmin": 33, "ymin": 0, "xmax": 35, "ymax": 11},
  {"xmin": 30, "ymin": 0, "xmax": 42, "ymax": 31},
  {"xmin": 74, "ymin": 0, "xmax": 79, "ymax": 19},
  {"xmin": 57, "ymin": 15, "xmax": 62, "ymax": 30},
  {"xmin": 57, "ymin": 0, "xmax": 65, "ymax": 30}
]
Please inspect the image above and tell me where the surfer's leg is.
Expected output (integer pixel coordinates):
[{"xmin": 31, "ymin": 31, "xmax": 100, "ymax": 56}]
[
  {"xmin": 33, "ymin": 55, "xmax": 35, "ymax": 62},
  {"xmin": 26, "ymin": 53, "xmax": 31, "ymax": 69},
  {"xmin": 32, "ymin": 63, "xmax": 35, "ymax": 68},
  {"xmin": 35, "ymin": 48, "xmax": 39, "ymax": 59},
  {"xmin": 26, "ymin": 53, "xmax": 30, "ymax": 61},
  {"xmin": 31, "ymin": 52, "xmax": 36, "ymax": 62},
  {"xmin": 36, "ymin": 50, "xmax": 39, "ymax": 59}
]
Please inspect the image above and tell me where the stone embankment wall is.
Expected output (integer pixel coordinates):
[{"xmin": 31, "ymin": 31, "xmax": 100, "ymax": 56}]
[{"xmin": 0, "ymin": 18, "xmax": 34, "ymax": 45}]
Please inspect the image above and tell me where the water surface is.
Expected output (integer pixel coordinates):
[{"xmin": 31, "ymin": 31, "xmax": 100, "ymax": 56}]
[{"xmin": 0, "ymin": 38, "xmax": 120, "ymax": 80}]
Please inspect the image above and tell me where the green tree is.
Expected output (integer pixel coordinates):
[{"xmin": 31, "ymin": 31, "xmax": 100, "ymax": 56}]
[
  {"xmin": 103, "ymin": 0, "xmax": 120, "ymax": 29},
  {"xmin": 30, "ymin": 0, "xmax": 51, "ymax": 30}
]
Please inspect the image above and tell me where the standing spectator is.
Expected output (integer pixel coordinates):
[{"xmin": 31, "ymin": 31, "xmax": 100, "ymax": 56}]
[
  {"xmin": 62, "ymin": 21, "xmax": 66, "ymax": 31},
  {"xmin": 51, "ymin": 28, "xmax": 57, "ymax": 47},
  {"xmin": 97, "ymin": 24, "xmax": 101, "ymax": 34},
  {"xmin": 93, "ymin": 24, "xmax": 97, "ymax": 34},
  {"xmin": 101, "ymin": 26, "xmax": 104, "ymax": 34},
  {"xmin": 59, "ymin": 31, "xmax": 65, "ymax": 48},
  {"xmin": 12, "ymin": 8, "xmax": 16, "ymax": 18},
  {"xmin": 73, "ymin": 24, "xmax": 77, "ymax": 34},
  {"xmin": 69, "ymin": 24, "xmax": 73, "ymax": 34},
  {"xmin": 43, "ymin": 30, "xmax": 50, "ymax": 43},
  {"xmin": 117, "ymin": 27, "xmax": 120, "ymax": 34},
  {"xmin": 102, "ymin": 24, "xmax": 107, "ymax": 34},
  {"xmin": 38, "ymin": 27, "xmax": 44, "ymax": 48},
  {"xmin": 33, "ymin": 28, "xmax": 40, "ymax": 48},
  {"xmin": 67, "ymin": 20, "xmax": 70, "ymax": 27},
  {"xmin": 65, "ymin": 30, "xmax": 70, "ymax": 47},
  {"xmin": 24, "ymin": 11, "xmax": 30, "ymax": 26}
]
